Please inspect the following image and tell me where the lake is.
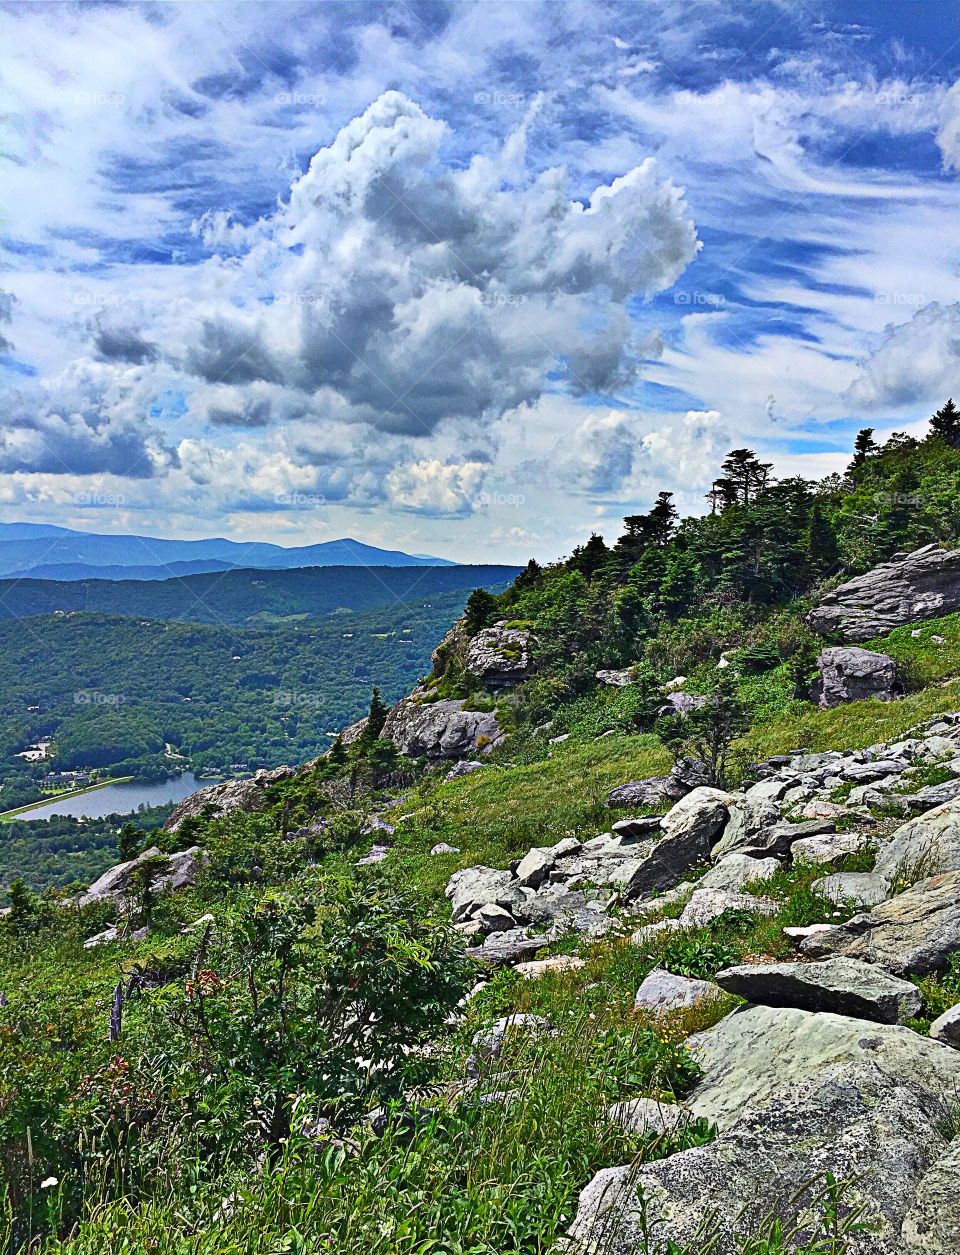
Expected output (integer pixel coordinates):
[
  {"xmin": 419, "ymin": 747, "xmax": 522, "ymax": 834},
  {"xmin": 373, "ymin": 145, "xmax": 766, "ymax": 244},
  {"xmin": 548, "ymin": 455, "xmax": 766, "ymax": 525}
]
[{"xmin": 12, "ymin": 771, "xmax": 211, "ymax": 822}]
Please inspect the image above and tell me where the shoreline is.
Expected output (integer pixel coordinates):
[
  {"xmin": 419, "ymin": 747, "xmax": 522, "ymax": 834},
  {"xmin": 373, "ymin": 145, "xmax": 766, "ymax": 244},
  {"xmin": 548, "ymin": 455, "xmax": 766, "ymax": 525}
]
[{"xmin": 0, "ymin": 776, "xmax": 137, "ymax": 822}]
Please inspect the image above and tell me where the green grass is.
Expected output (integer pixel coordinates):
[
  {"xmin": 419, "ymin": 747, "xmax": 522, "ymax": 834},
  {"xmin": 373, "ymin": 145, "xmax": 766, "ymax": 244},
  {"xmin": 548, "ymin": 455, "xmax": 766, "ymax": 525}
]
[{"xmin": 864, "ymin": 611, "xmax": 960, "ymax": 689}]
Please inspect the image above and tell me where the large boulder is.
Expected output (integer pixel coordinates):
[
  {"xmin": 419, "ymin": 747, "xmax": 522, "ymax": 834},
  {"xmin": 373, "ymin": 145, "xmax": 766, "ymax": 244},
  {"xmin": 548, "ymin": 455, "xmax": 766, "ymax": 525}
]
[
  {"xmin": 901, "ymin": 1140, "xmax": 960, "ymax": 1252},
  {"xmin": 799, "ymin": 870, "xmax": 960, "ymax": 976},
  {"xmin": 714, "ymin": 957, "xmax": 921, "ymax": 1024},
  {"xmin": 811, "ymin": 645, "xmax": 899, "ymax": 708},
  {"xmin": 633, "ymin": 967, "xmax": 719, "ymax": 1015},
  {"xmin": 807, "ymin": 544, "xmax": 960, "ymax": 642},
  {"xmin": 566, "ymin": 1004, "xmax": 960, "ymax": 1255},
  {"xmin": 605, "ymin": 758, "xmax": 710, "ymax": 809},
  {"xmin": 624, "ymin": 788, "xmax": 731, "ymax": 900},
  {"xmin": 77, "ymin": 845, "xmax": 204, "ymax": 908},
  {"xmin": 874, "ymin": 799, "xmax": 960, "ymax": 882},
  {"xmin": 465, "ymin": 623, "xmax": 533, "ymax": 687},
  {"xmin": 382, "ymin": 695, "xmax": 504, "ymax": 760},
  {"xmin": 165, "ymin": 767, "xmax": 293, "ymax": 832}
]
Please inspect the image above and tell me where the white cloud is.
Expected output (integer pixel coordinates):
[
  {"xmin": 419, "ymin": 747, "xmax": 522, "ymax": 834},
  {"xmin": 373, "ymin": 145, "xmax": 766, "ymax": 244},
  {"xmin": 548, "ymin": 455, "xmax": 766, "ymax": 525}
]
[
  {"xmin": 846, "ymin": 302, "xmax": 960, "ymax": 410},
  {"xmin": 937, "ymin": 79, "xmax": 960, "ymax": 171},
  {"xmin": 385, "ymin": 458, "xmax": 488, "ymax": 516}
]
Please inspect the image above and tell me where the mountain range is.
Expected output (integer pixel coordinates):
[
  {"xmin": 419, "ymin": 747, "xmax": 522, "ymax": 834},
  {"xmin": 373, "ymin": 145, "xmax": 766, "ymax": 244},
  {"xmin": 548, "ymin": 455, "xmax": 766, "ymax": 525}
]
[{"xmin": 0, "ymin": 523, "xmax": 454, "ymax": 581}]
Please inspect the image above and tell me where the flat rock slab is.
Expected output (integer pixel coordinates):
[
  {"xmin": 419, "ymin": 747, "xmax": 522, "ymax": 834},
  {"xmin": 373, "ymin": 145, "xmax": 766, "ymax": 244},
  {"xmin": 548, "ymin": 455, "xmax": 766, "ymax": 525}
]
[
  {"xmin": 799, "ymin": 870, "xmax": 960, "ymax": 977},
  {"xmin": 812, "ymin": 870, "xmax": 890, "ymax": 908},
  {"xmin": 929, "ymin": 1003, "xmax": 960, "ymax": 1049},
  {"xmin": 634, "ymin": 967, "xmax": 719, "ymax": 1014},
  {"xmin": 465, "ymin": 933, "xmax": 548, "ymax": 969},
  {"xmin": 513, "ymin": 956, "xmax": 587, "ymax": 980},
  {"xmin": 791, "ymin": 829, "xmax": 872, "ymax": 864},
  {"xmin": 714, "ymin": 957, "xmax": 922, "ymax": 1024}
]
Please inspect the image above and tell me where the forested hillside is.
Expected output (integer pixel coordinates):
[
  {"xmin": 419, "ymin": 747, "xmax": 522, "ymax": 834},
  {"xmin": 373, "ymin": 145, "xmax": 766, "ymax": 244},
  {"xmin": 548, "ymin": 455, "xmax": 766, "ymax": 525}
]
[{"xmin": 0, "ymin": 563, "xmax": 519, "ymax": 624}]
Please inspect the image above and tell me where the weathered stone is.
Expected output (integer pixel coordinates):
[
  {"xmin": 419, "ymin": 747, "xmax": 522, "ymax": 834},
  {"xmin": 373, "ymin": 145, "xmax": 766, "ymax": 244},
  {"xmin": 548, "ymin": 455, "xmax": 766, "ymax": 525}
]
[
  {"xmin": 791, "ymin": 829, "xmax": 872, "ymax": 864},
  {"xmin": 595, "ymin": 667, "xmax": 635, "ymax": 687},
  {"xmin": 465, "ymin": 624, "xmax": 533, "ymax": 686},
  {"xmin": 514, "ymin": 847, "xmax": 555, "ymax": 889},
  {"xmin": 78, "ymin": 845, "xmax": 204, "ymax": 908},
  {"xmin": 928, "ymin": 1003, "xmax": 960, "ymax": 1049},
  {"xmin": 469, "ymin": 1013, "xmax": 552, "ymax": 1073},
  {"xmin": 566, "ymin": 1004, "xmax": 960, "ymax": 1255},
  {"xmin": 901, "ymin": 1140, "xmax": 960, "ymax": 1252},
  {"xmin": 445, "ymin": 760, "xmax": 484, "ymax": 781},
  {"xmin": 807, "ymin": 544, "xmax": 960, "ymax": 641},
  {"xmin": 605, "ymin": 758, "xmax": 710, "ymax": 809},
  {"xmin": 897, "ymin": 779, "xmax": 960, "ymax": 813},
  {"xmin": 675, "ymin": 887, "xmax": 776, "ymax": 929},
  {"xmin": 430, "ymin": 842, "xmax": 460, "ymax": 855},
  {"xmin": 382, "ymin": 695, "xmax": 504, "ymax": 760},
  {"xmin": 800, "ymin": 870, "xmax": 960, "ymax": 976},
  {"xmin": 715, "ymin": 815, "xmax": 835, "ymax": 861},
  {"xmin": 624, "ymin": 788, "xmax": 731, "ymax": 899},
  {"xmin": 811, "ymin": 645, "xmax": 899, "ymax": 708},
  {"xmin": 610, "ymin": 816, "xmax": 662, "ymax": 840},
  {"xmin": 473, "ymin": 903, "xmax": 517, "ymax": 933},
  {"xmin": 607, "ymin": 1097, "xmax": 693, "ymax": 1135},
  {"xmin": 513, "ymin": 955, "xmax": 587, "ymax": 980},
  {"xmin": 165, "ymin": 768, "xmax": 292, "ymax": 831},
  {"xmin": 633, "ymin": 967, "xmax": 719, "ymax": 1014},
  {"xmin": 657, "ymin": 692, "xmax": 707, "ymax": 717},
  {"xmin": 812, "ymin": 870, "xmax": 890, "ymax": 908},
  {"xmin": 714, "ymin": 957, "xmax": 921, "ymax": 1023},
  {"xmin": 445, "ymin": 866, "xmax": 514, "ymax": 923},
  {"xmin": 697, "ymin": 852, "xmax": 780, "ymax": 893},
  {"xmin": 875, "ymin": 798, "xmax": 960, "ymax": 882},
  {"xmin": 465, "ymin": 932, "xmax": 548, "ymax": 970},
  {"xmin": 710, "ymin": 797, "xmax": 781, "ymax": 860}
]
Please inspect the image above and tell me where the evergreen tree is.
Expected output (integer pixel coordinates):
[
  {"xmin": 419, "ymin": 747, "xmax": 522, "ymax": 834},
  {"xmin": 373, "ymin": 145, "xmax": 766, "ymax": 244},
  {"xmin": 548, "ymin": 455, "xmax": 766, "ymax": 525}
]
[
  {"xmin": 803, "ymin": 501, "xmax": 840, "ymax": 577},
  {"xmin": 718, "ymin": 449, "xmax": 773, "ymax": 506},
  {"xmin": 327, "ymin": 736, "xmax": 347, "ymax": 767},
  {"xmin": 569, "ymin": 533, "xmax": 609, "ymax": 578},
  {"xmin": 851, "ymin": 428, "xmax": 878, "ymax": 468},
  {"xmin": 365, "ymin": 687, "xmax": 389, "ymax": 741},
  {"xmin": 930, "ymin": 398, "xmax": 960, "ymax": 449},
  {"xmin": 513, "ymin": 558, "xmax": 542, "ymax": 590},
  {"xmin": 464, "ymin": 588, "xmax": 498, "ymax": 632},
  {"xmin": 117, "ymin": 822, "xmax": 143, "ymax": 862}
]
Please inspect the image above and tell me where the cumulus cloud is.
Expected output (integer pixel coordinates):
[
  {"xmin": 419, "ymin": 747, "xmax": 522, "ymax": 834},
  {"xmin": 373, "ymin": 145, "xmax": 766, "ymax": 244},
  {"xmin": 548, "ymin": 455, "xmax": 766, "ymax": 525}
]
[
  {"xmin": 385, "ymin": 458, "xmax": 488, "ymax": 516},
  {"xmin": 846, "ymin": 303, "xmax": 960, "ymax": 409}
]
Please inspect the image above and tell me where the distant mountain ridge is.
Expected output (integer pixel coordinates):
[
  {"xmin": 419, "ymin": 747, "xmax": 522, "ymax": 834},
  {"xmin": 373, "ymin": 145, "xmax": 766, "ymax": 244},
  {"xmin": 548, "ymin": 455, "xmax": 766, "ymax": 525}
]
[
  {"xmin": 0, "ymin": 523, "xmax": 455, "ymax": 580},
  {"xmin": 0, "ymin": 563, "xmax": 521, "ymax": 626}
]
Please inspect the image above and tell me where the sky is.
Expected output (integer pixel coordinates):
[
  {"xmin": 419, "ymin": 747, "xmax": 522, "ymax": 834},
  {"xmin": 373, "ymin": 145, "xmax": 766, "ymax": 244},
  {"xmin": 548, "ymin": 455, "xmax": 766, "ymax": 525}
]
[{"xmin": 1, "ymin": 0, "xmax": 959, "ymax": 564}]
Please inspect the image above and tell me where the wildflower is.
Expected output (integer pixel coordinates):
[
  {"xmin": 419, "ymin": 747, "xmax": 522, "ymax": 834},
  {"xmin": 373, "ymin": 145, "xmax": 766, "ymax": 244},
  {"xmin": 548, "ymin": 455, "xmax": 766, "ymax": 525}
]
[{"xmin": 40, "ymin": 1177, "xmax": 58, "ymax": 1189}]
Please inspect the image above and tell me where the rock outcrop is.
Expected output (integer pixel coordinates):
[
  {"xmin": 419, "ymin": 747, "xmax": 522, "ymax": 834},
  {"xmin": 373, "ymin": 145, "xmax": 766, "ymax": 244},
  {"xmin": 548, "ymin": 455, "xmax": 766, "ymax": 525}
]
[
  {"xmin": 807, "ymin": 544, "xmax": 960, "ymax": 641},
  {"xmin": 714, "ymin": 956, "xmax": 921, "ymax": 1023},
  {"xmin": 874, "ymin": 798, "xmax": 960, "ymax": 882},
  {"xmin": 381, "ymin": 695, "xmax": 504, "ymax": 760},
  {"xmin": 78, "ymin": 845, "xmax": 204, "ymax": 908},
  {"xmin": 464, "ymin": 623, "xmax": 534, "ymax": 686},
  {"xmin": 165, "ymin": 767, "xmax": 293, "ymax": 832},
  {"xmin": 811, "ymin": 645, "xmax": 899, "ymax": 708},
  {"xmin": 567, "ymin": 1005, "xmax": 960, "ymax": 1254}
]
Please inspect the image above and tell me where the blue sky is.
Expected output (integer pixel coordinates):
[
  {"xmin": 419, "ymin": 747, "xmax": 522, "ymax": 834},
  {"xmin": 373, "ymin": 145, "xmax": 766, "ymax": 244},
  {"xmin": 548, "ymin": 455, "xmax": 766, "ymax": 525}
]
[{"xmin": 1, "ymin": 0, "xmax": 958, "ymax": 562}]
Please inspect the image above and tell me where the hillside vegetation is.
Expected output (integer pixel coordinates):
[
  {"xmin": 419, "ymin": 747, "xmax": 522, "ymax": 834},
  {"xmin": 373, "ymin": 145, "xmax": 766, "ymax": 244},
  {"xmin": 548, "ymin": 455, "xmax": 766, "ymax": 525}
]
[{"xmin": 5, "ymin": 402, "xmax": 960, "ymax": 1254}]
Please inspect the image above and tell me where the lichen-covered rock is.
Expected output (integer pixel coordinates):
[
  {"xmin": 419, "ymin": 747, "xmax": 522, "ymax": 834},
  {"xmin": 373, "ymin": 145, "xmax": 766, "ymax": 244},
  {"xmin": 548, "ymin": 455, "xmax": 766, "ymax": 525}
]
[
  {"xmin": 929, "ymin": 1004, "xmax": 960, "ymax": 1049},
  {"xmin": 165, "ymin": 767, "xmax": 293, "ymax": 832},
  {"xmin": 382, "ymin": 696, "xmax": 504, "ymax": 760},
  {"xmin": 465, "ymin": 623, "xmax": 533, "ymax": 686},
  {"xmin": 624, "ymin": 787, "xmax": 732, "ymax": 899},
  {"xmin": 566, "ymin": 1004, "xmax": 960, "ymax": 1255},
  {"xmin": 605, "ymin": 758, "xmax": 710, "ymax": 808},
  {"xmin": 874, "ymin": 798, "xmax": 960, "ymax": 882},
  {"xmin": 633, "ymin": 968, "xmax": 719, "ymax": 1014},
  {"xmin": 799, "ymin": 871, "xmax": 960, "ymax": 976},
  {"xmin": 807, "ymin": 544, "xmax": 960, "ymax": 641},
  {"xmin": 901, "ymin": 1140, "xmax": 960, "ymax": 1252},
  {"xmin": 812, "ymin": 870, "xmax": 890, "ymax": 908},
  {"xmin": 714, "ymin": 957, "xmax": 921, "ymax": 1023},
  {"xmin": 811, "ymin": 646, "xmax": 899, "ymax": 708}
]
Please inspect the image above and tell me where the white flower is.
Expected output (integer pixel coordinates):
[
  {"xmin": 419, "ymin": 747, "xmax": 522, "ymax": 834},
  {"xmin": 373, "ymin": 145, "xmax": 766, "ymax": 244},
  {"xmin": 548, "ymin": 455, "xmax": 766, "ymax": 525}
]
[{"xmin": 40, "ymin": 1177, "xmax": 59, "ymax": 1189}]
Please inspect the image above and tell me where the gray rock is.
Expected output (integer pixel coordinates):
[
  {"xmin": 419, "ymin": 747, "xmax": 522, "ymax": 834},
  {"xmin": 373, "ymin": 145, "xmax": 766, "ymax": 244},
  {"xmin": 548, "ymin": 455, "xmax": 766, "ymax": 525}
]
[
  {"xmin": 165, "ymin": 767, "xmax": 293, "ymax": 832},
  {"xmin": 605, "ymin": 758, "xmax": 710, "ymax": 809},
  {"xmin": 445, "ymin": 866, "xmax": 515, "ymax": 923},
  {"xmin": 840, "ymin": 758, "xmax": 907, "ymax": 782},
  {"xmin": 897, "ymin": 779, "xmax": 960, "ymax": 813},
  {"xmin": 465, "ymin": 932, "xmax": 548, "ymax": 970},
  {"xmin": 356, "ymin": 844, "xmax": 391, "ymax": 866},
  {"xmin": 430, "ymin": 842, "xmax": 460, "ymax": 855},
  {"xmin": 465, "ymin": 624, "xmax": 533, "ymax": 686},
  {"xmin": 567, "ymin": 1004, "xmax": 960, "ymax": 1255},
  {"xmin": 514, "ymin": 847, "xmax": 555, "ymax": 889},
  {"xmin": 624, "ymin": 788, "xmax": 731, "ymax": 899},
  {"xmin": 901, "ymin": 1140, "xmax": 960, "ymax": 1252},
  {"xmin": 513, "ymin": 956, "xmax": 586, "ymax": 980},
  {"xmin": 473, "ymin": 903, "xmax": 517, "ymax": 933},
  {"xmin": 791, "ymin": 829, "xmax": 872, "ymax": 864},
  {"xmin": 710, "ymin": 797, "xmax": 781, "ymax": 860},
  {"xmin": 469, "ymin": 1013, "xmax": 552, "ymax": 1074},
  {"xmin": 715, "ymin": 815, "xmax": 835, "ymax": 861},
  {"xmin": 743, "ymin": 777, "xmax": 789, "ymax": 804},
  {"xmin": 675, "ymin": 887, "xmax": 776, "ymax": 929},
  {"xmin": 382, "ymin": 695, "xmax": 504, "ymax": 760},
  {"xmin": 78, "ymin": 845, "xmax": 204, "ymax": 908},
  {"xmin": 812, "ymin": 870, "xmax": 890, "ymax": 908},
  {"xmin": 714, "ymin": 957, "xmax": 921, "ymax": 1023},
  {"xmin": 633, "ymin": 967, "xmax": 719, "ymax": 1014},
  {"xmin": 800, "ymin": 870, "xmax": 960, "ymax": 976},
  {"xmin": 697, "ymin": 852, "xmax": 780, "ymax": 893},
  {"xmin": 657, "ymin": 692, "xmax": 707, "ymax": 717},
  {"xmin": 928, "ymin": 1004, "xmax": 960, "ymax": 1049},
  {"xmin": 811, "ymin": 645, "xmax": 899, "ymax": 708},
  {"xmin": 607, "ymin": 1096, "xmax": 693, "ymax": 1135},
  {"xmin": 445, "ymin": 760, "xmax": 484, "ymax": 781},
  {"xmin": 807, "ymin": 544, "xmax": 960, "ymax": 641},
  {"xmin": 595, "ymin": 667, "xmax": 636, "ymax": 687},
  {"xmin": 875, "ymin": 799, "xmax": 960, "ymax": 882},
  {"xmin": 610, "ymin": 816, "xmax": 662, "ymax": 840}
]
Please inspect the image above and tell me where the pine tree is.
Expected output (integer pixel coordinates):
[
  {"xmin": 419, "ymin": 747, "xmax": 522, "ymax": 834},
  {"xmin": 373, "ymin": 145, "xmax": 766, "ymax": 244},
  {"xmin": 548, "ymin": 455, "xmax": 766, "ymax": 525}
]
[
  {"xmin": 850, "ymin": 428, "xmax": 878, "ymax": 470},
  {"xmin": 569, "ymin": 533, "xmax": 609, "ymax": 578},
  {"xmin": 718, "ymin": 449, "xmax": 773, "ymax": 506},
  {"xmin": 117, "ymin": 822, "xmax": 142, "ymax": 862},
  {"xmin": 803, "ymin": 501, "xmax": 840, "ymax": 577},
  {"xmin": 328, "ymin": 736, "xmax": 347, "ymax": 766},
  {"xmin": 930, "ymin": 399, "xmax": 960, "ymax": 449},
  {"xmin": 464, "ymin": 588, "xmax": 497, "ymax": 632},
  {"xmin": 366, "ymin": 687, "xmax": 389, "ymax": 741}
]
